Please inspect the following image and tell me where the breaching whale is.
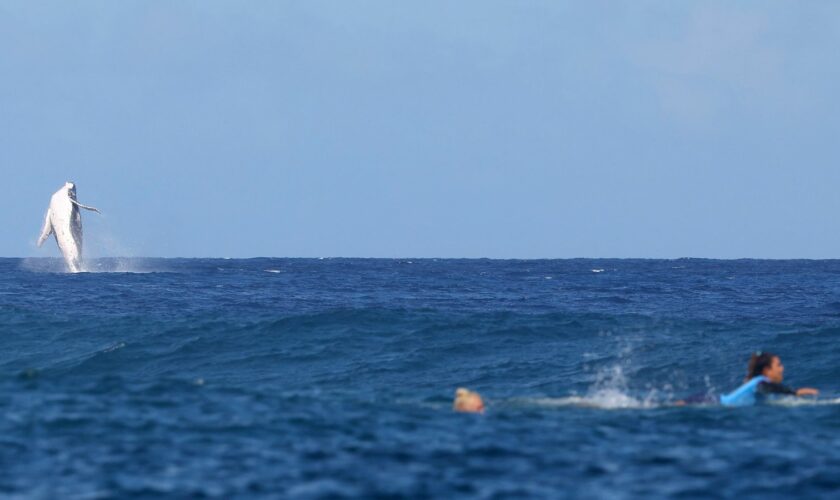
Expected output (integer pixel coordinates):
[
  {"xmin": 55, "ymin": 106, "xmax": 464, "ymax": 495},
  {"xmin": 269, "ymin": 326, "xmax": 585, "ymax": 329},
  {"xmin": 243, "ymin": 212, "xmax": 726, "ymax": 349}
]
[{"xmin": 37, "ymin": 182, "xmax": 101, "ymax": 273}]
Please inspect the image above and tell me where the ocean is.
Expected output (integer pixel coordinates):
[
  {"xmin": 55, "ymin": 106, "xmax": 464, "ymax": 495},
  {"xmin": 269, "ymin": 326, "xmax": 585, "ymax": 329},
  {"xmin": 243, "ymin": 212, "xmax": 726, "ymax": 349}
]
[{"xmin": 2, "ymin": 258, "xmax": 839, "ymax": 498}]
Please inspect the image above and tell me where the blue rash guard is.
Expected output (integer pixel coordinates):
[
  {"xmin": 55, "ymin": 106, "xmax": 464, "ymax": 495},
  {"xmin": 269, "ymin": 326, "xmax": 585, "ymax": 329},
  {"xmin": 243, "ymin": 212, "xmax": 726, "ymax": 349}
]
[
  {"xmin": 720, "ymin": 376, "xmax": 768, "ymax": 406},
  {"xmin": 719, "ymin": 376, "xmax": 798, "ymax": 406}
]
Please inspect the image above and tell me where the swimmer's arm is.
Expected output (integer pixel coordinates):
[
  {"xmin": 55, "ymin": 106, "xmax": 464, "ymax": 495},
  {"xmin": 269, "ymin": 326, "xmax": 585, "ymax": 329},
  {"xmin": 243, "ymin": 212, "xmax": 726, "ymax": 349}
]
[
  {"xmin": 757, "ymin": 382, "xmax": 797, "ymax": 396},
  {"xmin": 759, "ymin": 382, "xmax": 818, "ymax": 397}
]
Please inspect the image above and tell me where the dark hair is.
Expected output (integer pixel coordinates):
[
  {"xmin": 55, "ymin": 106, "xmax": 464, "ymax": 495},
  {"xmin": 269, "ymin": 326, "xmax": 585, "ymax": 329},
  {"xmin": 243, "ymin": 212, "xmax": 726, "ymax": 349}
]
[{"xmin": 746, "ymin": 351, "xmax": 777, "ymax": 381}]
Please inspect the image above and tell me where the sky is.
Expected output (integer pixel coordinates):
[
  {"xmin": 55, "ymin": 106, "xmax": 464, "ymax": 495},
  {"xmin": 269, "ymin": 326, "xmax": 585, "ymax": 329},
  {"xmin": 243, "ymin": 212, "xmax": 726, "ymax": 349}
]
[{"xmin": 1, "ymin": 1, "xmax": 839, "ymax": 259}]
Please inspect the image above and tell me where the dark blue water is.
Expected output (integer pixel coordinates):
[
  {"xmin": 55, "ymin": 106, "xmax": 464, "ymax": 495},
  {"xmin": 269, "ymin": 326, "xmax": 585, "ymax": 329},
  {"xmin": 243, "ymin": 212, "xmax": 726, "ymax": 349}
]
[{"xmin": 2, "ymin": 258, "xmax": 840, "ymax": 498}]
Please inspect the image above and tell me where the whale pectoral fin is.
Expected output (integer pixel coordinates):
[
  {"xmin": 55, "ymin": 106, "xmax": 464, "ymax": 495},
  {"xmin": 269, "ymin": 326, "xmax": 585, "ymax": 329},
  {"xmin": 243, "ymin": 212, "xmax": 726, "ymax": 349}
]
[
  {"xmin": 37, "ymin": 209, "xmax": 53, "ymax": 247},
  {"xmin": 71, "ymin": 199, "xmax": 101, "ymax": 214}
]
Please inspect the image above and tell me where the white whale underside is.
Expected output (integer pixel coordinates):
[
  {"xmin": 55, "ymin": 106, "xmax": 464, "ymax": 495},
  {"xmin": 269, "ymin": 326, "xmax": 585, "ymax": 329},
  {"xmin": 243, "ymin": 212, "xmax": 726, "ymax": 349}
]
[{"xmin": 37, "ymin": 183, "xmax": 100, "ymax": 273}]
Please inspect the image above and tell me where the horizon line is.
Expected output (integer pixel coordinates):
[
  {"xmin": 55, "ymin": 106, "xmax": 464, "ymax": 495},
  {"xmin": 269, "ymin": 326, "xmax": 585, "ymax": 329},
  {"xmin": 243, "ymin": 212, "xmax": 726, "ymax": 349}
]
[{"xmin": 4, "ymin": 256, "xmax": 840, "ymax": 261}]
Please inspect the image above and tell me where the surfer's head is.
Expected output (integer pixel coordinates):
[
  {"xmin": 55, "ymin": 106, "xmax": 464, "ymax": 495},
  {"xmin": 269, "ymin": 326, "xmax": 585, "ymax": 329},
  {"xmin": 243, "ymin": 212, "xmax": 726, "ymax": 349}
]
[
  {"xmin": 747, "ymin": 351, "xmax": 783, "ymax": 383},
  {"xmin": 453, "ymin": 388, "xmax": 485, "ymax": 413}
]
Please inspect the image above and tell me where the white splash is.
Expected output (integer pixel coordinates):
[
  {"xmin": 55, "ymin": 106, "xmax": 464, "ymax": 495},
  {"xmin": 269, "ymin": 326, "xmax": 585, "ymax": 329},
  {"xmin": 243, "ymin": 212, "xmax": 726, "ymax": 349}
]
[{"xmin": 767, "ymin": 397, "xmax": 840, "ymax": 407}]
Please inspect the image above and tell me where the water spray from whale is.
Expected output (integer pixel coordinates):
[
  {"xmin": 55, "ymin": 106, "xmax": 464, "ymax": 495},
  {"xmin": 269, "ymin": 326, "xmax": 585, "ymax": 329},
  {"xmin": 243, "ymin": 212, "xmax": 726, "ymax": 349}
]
[{"xmin": 37, "ymin": 182, "xmax": 101, "ymax": 273}]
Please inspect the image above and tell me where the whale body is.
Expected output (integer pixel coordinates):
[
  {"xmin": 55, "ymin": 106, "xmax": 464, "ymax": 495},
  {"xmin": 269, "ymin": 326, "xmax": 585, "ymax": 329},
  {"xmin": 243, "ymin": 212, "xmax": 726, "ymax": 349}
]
[{"xmin": 37, "ymin": 182, "xmax": 101, "ymax": 273}]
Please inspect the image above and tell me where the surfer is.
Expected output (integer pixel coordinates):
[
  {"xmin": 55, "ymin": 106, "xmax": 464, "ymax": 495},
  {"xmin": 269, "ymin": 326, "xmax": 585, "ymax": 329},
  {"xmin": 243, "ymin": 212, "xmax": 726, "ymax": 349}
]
[
  {"xmin": 453, "ymin": 388, "xmax": 485, "ymax": 413},
  {"xmin": 719, "ymin": 351, "xmax": 818, "ymax": 406},
  {"xmin": 746, "ymin": 351, "xmax": 818, "ymax": 397},
  {"xmin": 678, "ymin": 351, "xmax": 819, "ymax": 406}
]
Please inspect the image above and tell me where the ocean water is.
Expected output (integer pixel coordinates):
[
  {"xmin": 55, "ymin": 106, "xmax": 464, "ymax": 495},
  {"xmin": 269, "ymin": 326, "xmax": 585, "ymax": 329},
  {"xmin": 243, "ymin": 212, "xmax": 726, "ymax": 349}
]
[{"xmin": 2, "ymin": 258, "xmax": 840, "ymax": 499}]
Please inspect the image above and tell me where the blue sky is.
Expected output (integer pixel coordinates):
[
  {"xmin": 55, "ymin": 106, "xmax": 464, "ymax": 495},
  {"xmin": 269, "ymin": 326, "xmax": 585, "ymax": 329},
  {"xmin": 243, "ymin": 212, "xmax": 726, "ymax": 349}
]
[{"xmin": 2, "ymin": 1, "xmax": 839, "ymax": 258}]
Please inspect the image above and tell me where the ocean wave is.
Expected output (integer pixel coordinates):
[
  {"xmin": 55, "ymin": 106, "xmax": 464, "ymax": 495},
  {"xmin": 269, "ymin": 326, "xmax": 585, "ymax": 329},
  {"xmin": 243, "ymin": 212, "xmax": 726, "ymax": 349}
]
[
  {"xmin": 4, "ymin": 305, "xmax": 840, "ymax": 394},
  {"xmin": 6, "ymin": 258, "xmax": 840, "ymax": 498}
]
